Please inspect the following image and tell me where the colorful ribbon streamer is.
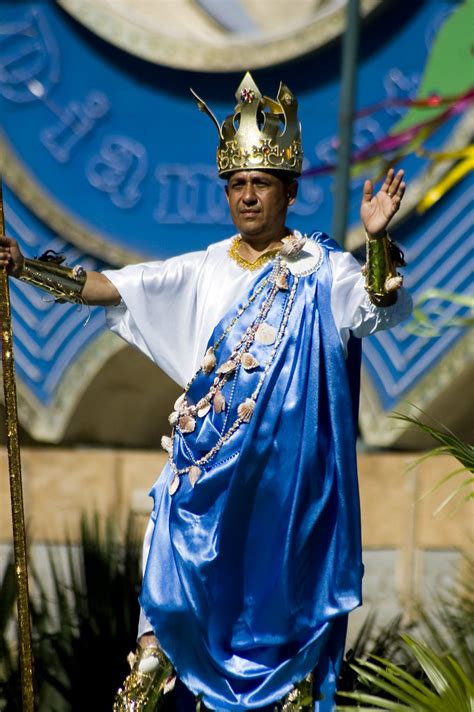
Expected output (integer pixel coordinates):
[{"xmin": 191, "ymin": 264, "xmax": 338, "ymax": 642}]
[
  {"xmin": 416, "ymin": 145, "xmax": 474, "ymax": 214},
  {"xmin": 301, "ymin": 87, "xmax": 474, "ymax": 179}
]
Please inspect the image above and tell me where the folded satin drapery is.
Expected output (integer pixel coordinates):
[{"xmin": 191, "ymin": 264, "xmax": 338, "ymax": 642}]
[{"xmin": 140, "ymin": 234, "xmax": 363, "ymax": 711}]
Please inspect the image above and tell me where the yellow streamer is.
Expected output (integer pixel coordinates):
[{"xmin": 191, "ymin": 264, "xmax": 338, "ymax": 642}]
[
  {"xmin": 416, "ymin": 145, "xmax": 474, "ymax": 162},
  {"xmin": 417, "ymin": 147, "xmax": 474, "ymax": 214}
]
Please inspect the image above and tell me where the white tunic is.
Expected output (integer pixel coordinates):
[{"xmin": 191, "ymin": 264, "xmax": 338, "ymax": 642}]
[
  {"xmin": 102, "ymin": 233, "xmax": 412, "ymax": 640},
  {"xmin": 102, "ymin": 234, "xmax": 412, "ymax": 387}
]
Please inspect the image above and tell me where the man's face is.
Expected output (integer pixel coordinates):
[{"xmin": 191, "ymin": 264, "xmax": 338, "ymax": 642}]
[{"xmin": 225, "ymin": 170, "xmax": 297, "ymax": 243}]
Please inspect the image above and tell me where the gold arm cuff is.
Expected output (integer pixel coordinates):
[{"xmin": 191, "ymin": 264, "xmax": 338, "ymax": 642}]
[
  {"xmin": 19, "ymin": 251, "xmax": 87, "ymax": 304},
  {"xmin": 362, "ymin": 232, "xmax": 406, "ymax": 307}
]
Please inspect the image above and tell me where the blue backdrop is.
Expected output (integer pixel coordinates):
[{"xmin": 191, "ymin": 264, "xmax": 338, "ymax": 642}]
[{"xmin": 0, "ymin": 0, "xmax": 471, "ymax": 436}]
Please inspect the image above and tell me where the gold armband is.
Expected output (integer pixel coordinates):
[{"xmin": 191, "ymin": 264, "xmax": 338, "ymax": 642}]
[
  {"xmin": 19, "ymin": 250, "xmax": 87, "ymax": 304},
  {"xmin": 362, "ymin": 233, "xmax": 406, "ymax": 307}
]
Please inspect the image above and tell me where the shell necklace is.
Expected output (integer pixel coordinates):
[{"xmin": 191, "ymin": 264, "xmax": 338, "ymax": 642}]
[{"xmin": 162, "ymin": 235, "xmax": 307, "ymax": 495}]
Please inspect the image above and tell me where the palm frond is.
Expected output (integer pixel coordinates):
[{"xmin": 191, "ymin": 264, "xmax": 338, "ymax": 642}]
[
  {"xmin": 415, "ymin": 552, "xmax": 474, "ymax": 679},
  {"xmin": 336, "ymin": 613, "xmax": 417, "ymax": 703},
  {"xmin": 405, "ymin": 289, "xmax": 474, "ymax": 338},
  {"xmin": 337, "ymin": 635, "xmax": 474, "ymax": 711},
  {"xmin": 0, "ymin": 554, "xmax": 22, "ymax": 709},
  {"xmin": 30, "ymin": 512, "xmax": 143, "ymax": 710},
  {"xmin": 393, "ymin": 408, "xmax": 473, "ymax": 471},
  {"xmin": 391, "ymin": 406, "xmax": 474, "ymax": 515}
]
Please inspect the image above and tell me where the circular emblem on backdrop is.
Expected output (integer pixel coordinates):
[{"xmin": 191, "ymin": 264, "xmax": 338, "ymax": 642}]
[
  {"xmin": 58, "ymin": 0, "xmax": 386, "ymax": 71},
  {"xmin": 0, "ymin": 0, "xmax": 424, "ymax": 267}
]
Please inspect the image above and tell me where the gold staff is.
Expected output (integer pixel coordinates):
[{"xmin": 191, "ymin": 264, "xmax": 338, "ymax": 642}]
[{"xmin": 0, "ymin": 179, "xmax": 36, "ymax": 710}]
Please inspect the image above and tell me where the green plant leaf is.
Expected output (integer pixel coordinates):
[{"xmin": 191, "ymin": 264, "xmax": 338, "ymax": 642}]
[
  {"xmin": 337, "ymin": 630, "xmax": 474, "ymax": 712},
  {"xmin": 352, "ymin": 656, "xmax": 437, "ymax": 701},
  {"xmin": 391, "ymin": 407, "xmax": 474, "ymax": 515},
  {"xmin": 338, "ymin": 689, "xmax": 413, "ymax": 709}
]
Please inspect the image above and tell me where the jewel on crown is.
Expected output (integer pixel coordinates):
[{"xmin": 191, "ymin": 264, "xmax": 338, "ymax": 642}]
[{"xmin": 191, "ymin": 71, "xmax": 303, "ymax": 178}]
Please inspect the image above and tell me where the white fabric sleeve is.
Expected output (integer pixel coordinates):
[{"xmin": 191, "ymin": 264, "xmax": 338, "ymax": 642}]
[
  {"xmin": 329, "ymin": 250, "xmax": 412, "ymax": 354},
  {"xmin": 101, "ymin": 251, "xmax": 206, "ymax": 387}
]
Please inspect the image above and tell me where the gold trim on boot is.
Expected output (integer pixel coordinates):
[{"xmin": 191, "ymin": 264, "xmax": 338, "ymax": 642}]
[
  {"xmin": 114, "ymin": 644, "xmax": 173, "ymax": 711},
  {"xmin": 277, "ymin": 672, "xmax": 314, "ymax": 711}
]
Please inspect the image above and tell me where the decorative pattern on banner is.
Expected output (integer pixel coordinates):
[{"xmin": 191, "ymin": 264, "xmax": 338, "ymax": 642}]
[
  {"xmin": 57, "ymin": 0, "xmax": 385, "ymax": 72},
  {"xmin": 0, "ymin": 0, "xmax": 471, "ymax": 444},
  {"xmin": 1, "ymin": 1, "xmax": 468, "ymax": 263},
  {"xmin": 4, "ymin": 187, "xmax": 107, "ymax": 406}
]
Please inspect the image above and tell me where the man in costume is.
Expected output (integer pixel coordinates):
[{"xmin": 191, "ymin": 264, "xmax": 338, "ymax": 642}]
[{"xmin": 0, "ymin": 73, "xmax": 411, "ymax": 710}]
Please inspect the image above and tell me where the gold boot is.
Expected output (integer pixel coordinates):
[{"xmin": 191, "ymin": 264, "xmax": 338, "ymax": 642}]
[
  {"xmin": 277, "ymin": 672, "xmax": 314, "ymax": 711},
  {"xmin": 114, "ymin": 644, "xmax": 174, "ymax": 711}
]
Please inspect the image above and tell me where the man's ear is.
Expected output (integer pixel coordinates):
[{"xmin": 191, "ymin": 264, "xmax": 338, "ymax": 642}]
[
  {"xmin": 224, "ymin": 184, "xmax": 229, "ymax": 202},
  {"xmin": 287, "ymin": 180, "xmax": 298, "ymax": 206}
]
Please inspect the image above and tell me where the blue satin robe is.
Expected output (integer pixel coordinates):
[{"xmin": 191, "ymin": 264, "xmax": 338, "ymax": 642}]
[{"xmin": 140, "ymin": 234, "xmax": 363, "ymax": 711}]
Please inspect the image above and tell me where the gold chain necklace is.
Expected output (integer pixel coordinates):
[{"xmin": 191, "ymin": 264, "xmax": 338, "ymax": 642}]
[{"xmin": 228, "ymin": 235, "xmax": 283, "ymax": 271}]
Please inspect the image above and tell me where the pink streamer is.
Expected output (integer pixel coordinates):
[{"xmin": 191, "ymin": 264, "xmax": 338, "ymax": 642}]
[{"xmin": 302, "ymin": 87, "xmax": 474, "ymax": 178}]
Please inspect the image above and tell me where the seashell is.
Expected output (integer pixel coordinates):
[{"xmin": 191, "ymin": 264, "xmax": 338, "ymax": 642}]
[
  {"xmin": 188, "ymin": 466, "xmax": 202, "ymax": 487},
  {"xmin": 174, "ymin": 393, "xmax": 187, "ymax": 411},
  {"xmin": 197, "ymin": 398, "xmax": 211, "ymax": 418},
  {"xmin": 168, "ymin": 474, "xmax": 180, "ymax": 496},
  {"xmin": 202, "ymin": 347, "xmax": 217, "ymax": 374},
  {"xmin": 179, "ymin": 415, "xmax": 196, "ymax": 433},
  {"xmin": 241, "ymin": 352, "xmax": 259, "ymax": 371},
  {"xmin": 168, "ymin": 411, "xmax": 179, "ymax": 426},
  {"xmin": 280, "ymin": 236, "xmax": 306, "ymax": 258},
  {"xmin": 213, "ymin": 389, "xmax": 226, "ymax": 413},
  {"xmin": 72, "ymin": 264, "xmax": 85, "ymax": 278},
  {"xmin": 237, "ymin": 398, "xmax": 255, "ymax": 423},
  {"xmin": 385, "ymin": 275, "xmax": 403, "ymax": 292},
  {"xmin": 161, "ymin": 435, "xmax": 173, "ymax": 454},
  {"xmin": 138, "ymin": 656, "xmax": 161, "ymax": 674},
  {"xmin": 275, "ymin": 271, "xmax": 289, "ymax": 290},
  {"xmin": 255, "ymin": 322, "xmax": 277, "ymax": 345},
  {"xmin": 217, "ymin": 359, "xmax": 237, "ymax": 375}
]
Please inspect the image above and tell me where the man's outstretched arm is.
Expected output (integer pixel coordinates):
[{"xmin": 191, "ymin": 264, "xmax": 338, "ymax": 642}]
[
  {"xmin": 82, "ymin": 270, "xmax": 121, "ymax": 306},
  {"xmin": 0, "ymin": 234, "xmax": 120, "ymax": 306}
]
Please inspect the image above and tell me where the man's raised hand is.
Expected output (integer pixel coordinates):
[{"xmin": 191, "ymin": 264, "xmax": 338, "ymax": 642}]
[{"xmin": 360, "ymin": 168, "xmax": 406, "ymax": 239}]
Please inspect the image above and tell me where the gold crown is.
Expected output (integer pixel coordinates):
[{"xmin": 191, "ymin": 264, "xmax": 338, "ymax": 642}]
[{"xmin": 191, "ymin": 72, "xmax": 303, "ymax": 178}]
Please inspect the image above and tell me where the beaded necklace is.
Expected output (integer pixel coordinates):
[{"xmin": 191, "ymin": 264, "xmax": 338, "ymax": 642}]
[{"xmin": 162, "ymin": 235, "xmax": 307, "ymax": 495}]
